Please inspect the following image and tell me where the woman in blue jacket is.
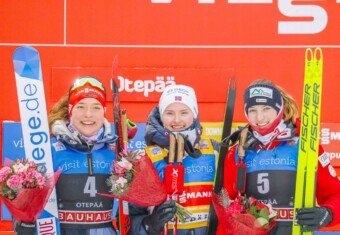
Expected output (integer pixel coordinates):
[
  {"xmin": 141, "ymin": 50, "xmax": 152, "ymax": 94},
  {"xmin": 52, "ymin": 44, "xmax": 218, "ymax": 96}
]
[
  {"xmin": 14, "ymin": 76, "xmax": 118, "ymax": 235},
  {"xmin": 128, "ymin": 85, "xmax": 219, "ymax": 235}
]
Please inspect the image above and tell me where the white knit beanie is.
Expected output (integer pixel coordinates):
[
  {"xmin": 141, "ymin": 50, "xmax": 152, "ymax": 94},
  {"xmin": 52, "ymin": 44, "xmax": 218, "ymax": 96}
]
[{"xmin": 159, "ymin": 85, "xmax": 198, "ymax": 121}]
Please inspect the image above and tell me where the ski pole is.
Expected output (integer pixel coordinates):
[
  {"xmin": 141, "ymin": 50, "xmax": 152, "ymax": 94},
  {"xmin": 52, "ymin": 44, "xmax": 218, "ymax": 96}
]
[
  {"xmin": 164, "ymin": 133, "xmax": 176, "ymax": 235},
  {"xmin": 174, "ymin": 133, "xmax": 185, "ymax": 235},
  {"xmin": 236, "ymin": 127, "xmax": 248, "ymax": 195},
  {"xmin": 164, "ymin": 134, "xmax": 185, "ymax": 234},
  {"xmin": 111, "ymin": 59, "xmax": 130, "ymax": 234}
]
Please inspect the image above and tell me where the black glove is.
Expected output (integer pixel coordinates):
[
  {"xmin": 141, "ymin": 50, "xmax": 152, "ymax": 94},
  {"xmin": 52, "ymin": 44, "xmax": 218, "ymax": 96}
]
[
  {"xmin": 13, "ymin": 220, "xmax": 36, "ymax": 235},
  {"xmin": 143, "ymin": 200, "xmax": 177, "ymax": 235},
  {"xmin": 296, "ymin": 207, "xmax": 333, "ymax": 232}
]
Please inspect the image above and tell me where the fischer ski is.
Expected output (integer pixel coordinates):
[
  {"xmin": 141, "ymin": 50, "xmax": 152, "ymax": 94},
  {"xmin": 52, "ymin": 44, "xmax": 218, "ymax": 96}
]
[
  {"xmin": 293, "ymin": 48, "xmax": 323, "ymax": 235},
  {"xmin": 207, "ymin": 78, "xmax": 236, "ymax": 234},
  {"xmin": 111, "ymin": 58, "xmax": 130, "ymax": 235},
  {"xmin": 12, "ymin": 46, "xmax": 60, "ymax": 234}
]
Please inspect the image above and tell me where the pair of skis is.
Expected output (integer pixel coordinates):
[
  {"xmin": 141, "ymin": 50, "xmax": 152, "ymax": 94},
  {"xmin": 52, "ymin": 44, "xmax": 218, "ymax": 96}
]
[{"xmin": 293, "ymin": 48, "xmax": 323, "ymax": 235}]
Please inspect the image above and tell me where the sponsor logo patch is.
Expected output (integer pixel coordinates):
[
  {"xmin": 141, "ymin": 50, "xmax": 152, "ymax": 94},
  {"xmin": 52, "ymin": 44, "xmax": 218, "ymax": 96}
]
[
  {"xmin": 250, "ymin": 87, "xmax": 273, "ymax": 99},
  {"xmin": 108, "ymin": 143, "xmax": 116, "ymax": 152},
  {"xmin": 255, "ymin": 98, "xmax": 268, "ymax": 103},
  {"xmin": 199, "ymin": 140, "xmax": 209, "ymax": 149},
  {"xmin": 150, "ymin": 147, "xmax": 162, "ymax": 156},
  {"xmin": 53, "ymin": 142, "xmax": 66, "ymax": 151},
  {"xmin": 275, "ymin": 208, "xmax": 294, "ymax": 221},
  {"xmin": 319, "ymin": 153, "xmax": 330, "ymax": 168},
  {"xmin": 59, "ymin": 210, "xmax": 112, "ymax": 224},
  {"xmin": 328, "ymin": 165, "xmax": 337, "ymax": 177}
]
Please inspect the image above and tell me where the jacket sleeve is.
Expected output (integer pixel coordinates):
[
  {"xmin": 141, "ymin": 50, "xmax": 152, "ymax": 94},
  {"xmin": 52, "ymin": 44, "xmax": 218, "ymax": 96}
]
[
  {"xmin": 223, "ymin": 145, "xmax": 239, "ymax": 200},
  {"xmin": 127, "ymin": 203, "xmax": 149, "ymax": 235},
  {"xmin": 316, "ymin": 146, "xmax": 340, "ymax": 227}
]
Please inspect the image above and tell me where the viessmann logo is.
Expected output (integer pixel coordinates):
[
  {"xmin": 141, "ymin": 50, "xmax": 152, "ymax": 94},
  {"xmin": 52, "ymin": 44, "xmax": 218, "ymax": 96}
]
[
  {"xmin": 178, "ymin": 190, "xmax": 212, "ymax": 204},
  {"xmin": 321, "ymin": 128, "xmax": 340, "ymax": 145},
  {"xmin": 151, "ymin": 0, "xmax": 334, "ymax": 34}
]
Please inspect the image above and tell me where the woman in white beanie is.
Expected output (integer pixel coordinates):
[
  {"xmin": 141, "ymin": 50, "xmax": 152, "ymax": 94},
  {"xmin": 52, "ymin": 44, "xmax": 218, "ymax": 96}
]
[
  {"xmin": 128, "ymin": 85, "xmax": 219, "ymax": 235},
  {"xmin": 217, "ymin": 79, "xmax": 340, "ymax": 235}
]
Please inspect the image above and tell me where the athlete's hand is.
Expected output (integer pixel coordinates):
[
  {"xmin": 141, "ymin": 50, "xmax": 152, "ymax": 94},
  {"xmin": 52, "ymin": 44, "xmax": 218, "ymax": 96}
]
[
  {"xmin": 143, "ymin": 200, "xmax": 177, "ymax": 235},
  {"xmin": 13, "ymin": 219, "xmax": 36, "ymax": 235},
  {"xmin": 296, "ymin": 207, "xmax": 333, "ymax": 231}
]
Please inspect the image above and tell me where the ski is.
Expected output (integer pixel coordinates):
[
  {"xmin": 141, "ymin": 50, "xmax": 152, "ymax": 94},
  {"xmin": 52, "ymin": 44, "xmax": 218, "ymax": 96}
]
[
  {"xmin": 206, "ymin": 78, "xmax": 236, "ymax": 234},
  {"xmin": 111, "ymin": 58, "xmax": 130, "ymax": 235},
  {"xmin": 12, "ymin": 46, "xmax": 60, "ymax": 234},
  {"xmin": 293, "ymin": 48, "xmax": 323, "ymax": 235}
]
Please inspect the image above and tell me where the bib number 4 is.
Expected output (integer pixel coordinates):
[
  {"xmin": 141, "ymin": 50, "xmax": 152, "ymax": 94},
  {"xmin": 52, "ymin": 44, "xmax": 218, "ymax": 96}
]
[{"xmin": 84, "ymin": 176, "xmax": 98, "ymax": 197}]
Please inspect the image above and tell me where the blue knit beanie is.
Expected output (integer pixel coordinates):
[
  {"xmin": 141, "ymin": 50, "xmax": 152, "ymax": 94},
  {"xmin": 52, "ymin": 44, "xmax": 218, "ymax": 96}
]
[{"xmin": 243, "ymin": 84, "xmax": 283, "ymax": 114}]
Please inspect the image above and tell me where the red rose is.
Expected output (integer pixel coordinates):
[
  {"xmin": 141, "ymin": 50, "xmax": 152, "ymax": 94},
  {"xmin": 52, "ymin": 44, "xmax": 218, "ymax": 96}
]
[
  {"xmin": 226, "ymin": 202, "xmax": 244, "ymax": 214},
  {"xmin": 255, "ymin": 201, "xmax": 268, "ymax": 210},
  {"xmin": 248, "ymin": 196, "xmax": 258, "ymax": 206}
]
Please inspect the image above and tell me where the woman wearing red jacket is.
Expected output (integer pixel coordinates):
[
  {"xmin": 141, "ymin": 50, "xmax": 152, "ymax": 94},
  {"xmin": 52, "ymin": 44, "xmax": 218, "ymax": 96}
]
[{"xmin": 218, "ymin": 79, "xmax": 340, "ymax": 234}]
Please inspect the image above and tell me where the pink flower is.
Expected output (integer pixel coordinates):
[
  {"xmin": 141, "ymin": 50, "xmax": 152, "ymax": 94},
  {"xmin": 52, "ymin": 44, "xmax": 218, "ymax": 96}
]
[
  {"xmin": 0, "ymin": 166, "xmax": 12, "ymax": 182},
  {"xmin": 12, "ymin": 162, "xmax": 28, "ymax": 173},
  {"xmin": 7, "ymin": 175, "xmax": 23, "ymax": 190},
  {"xmin": 27, "ymin": 161, "xmax": 36, "ymax": 168},
  {"xmin": 118, "ymin": 158, "xmax": 133, "ymax": 170},
  {"xmin": 113, "ymin": 161, "xmax": 126, "ymax": 175},
  {"xmin": 34, "ymin": 172, "xmax": 46, "ymax": 188}
]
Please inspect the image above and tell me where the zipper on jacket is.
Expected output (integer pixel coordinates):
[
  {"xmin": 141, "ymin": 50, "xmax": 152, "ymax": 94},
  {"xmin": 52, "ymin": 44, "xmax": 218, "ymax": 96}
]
[
  {"xmin": 87, "ymin": 144, "xmax": 94, "ymax": 176},
  {"xmin": 87, "ymin": 152, "xmax": 93, "ymax": 175}
]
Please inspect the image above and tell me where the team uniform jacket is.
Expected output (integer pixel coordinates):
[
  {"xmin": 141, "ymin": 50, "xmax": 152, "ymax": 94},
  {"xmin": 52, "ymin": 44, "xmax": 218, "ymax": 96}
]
[
  {"xmin": 129, "ymin": 141, "xmax": 216, "ymax": 235},
  {"xmin": 50, "ymin": 122, "xmax": 117, "ymax": 233},
  {"xmin": 147, "ymin": 140, "xmax": 216, "ymax": 229},
  {"xmin": 221, "ymin": 121, "xmax": 340, "ymax": 235}
]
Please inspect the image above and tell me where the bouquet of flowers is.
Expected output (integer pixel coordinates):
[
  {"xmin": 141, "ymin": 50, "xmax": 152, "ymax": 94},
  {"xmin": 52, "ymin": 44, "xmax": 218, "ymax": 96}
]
[
  {"xmin": 213, "ymin": 189, "xmax": 277, "ymax": 235},
  {"xmin": 0, "ymin": 159, "xmax": 61, "ymax": 222},
  {"xmin": 99, "ymin": 150, "xmax": 167, "ymax": 207}
]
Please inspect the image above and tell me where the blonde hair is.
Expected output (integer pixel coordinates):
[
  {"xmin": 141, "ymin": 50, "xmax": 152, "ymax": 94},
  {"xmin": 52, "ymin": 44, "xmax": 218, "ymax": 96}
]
[
  {"xmin": 249, "ymin": 79, "xmax": 299, "ymax": 124},
  {"xmin": 48, "ymin": 94, "xmax": 69, "ymax": 132}
]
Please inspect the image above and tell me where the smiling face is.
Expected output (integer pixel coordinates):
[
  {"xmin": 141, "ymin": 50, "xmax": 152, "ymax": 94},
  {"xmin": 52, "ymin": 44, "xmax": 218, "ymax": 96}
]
[
  {"xmin": 247, "ymin": 105, "xmax": 278, "ymax": 129},
  {"xmin": 162, "ymin": 102, "xmax": 194, "ymax": 132},
  {"xmin": 70, "ymin": 98, "xmax": 105, "ymax": 137}
]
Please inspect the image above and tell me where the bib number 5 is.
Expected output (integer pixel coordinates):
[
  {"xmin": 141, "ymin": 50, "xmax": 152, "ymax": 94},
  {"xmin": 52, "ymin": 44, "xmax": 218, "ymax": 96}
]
[{"xmin": 257, "ymin": 173, "xmax": 269, "ymax": 194}]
